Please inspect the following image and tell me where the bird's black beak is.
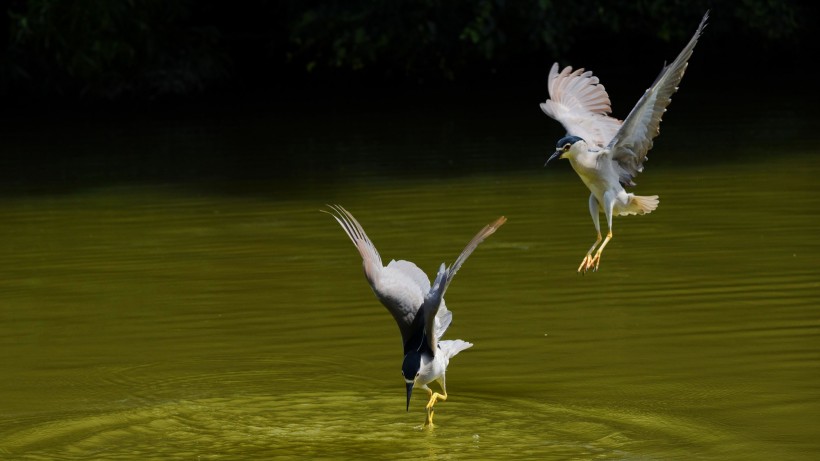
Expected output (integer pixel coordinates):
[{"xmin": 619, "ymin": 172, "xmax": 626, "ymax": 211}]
[
  {"xmin": 546, "ymin": 150, "xmax": 562, "ymax": 166},
  {"xmin": 405, "ymin": 381, "xmax": 414, "ymax": 411}
]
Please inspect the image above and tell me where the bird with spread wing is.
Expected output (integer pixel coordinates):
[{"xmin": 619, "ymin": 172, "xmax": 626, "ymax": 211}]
[
  {"xmin": 324, "ymin": 204, "xmax": 506, "ymax": 426},
  {"xmin": 543, "ymin": 11, "xmax": 708, "ymax": 273}
]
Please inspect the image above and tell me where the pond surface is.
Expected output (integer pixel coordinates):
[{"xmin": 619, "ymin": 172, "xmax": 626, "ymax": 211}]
[{"xmin": 0, "ymin": 87, "xmax": 818, "ymax": 460}]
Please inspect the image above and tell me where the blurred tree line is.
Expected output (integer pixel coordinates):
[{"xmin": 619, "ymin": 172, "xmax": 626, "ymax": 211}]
[{"xmin": 0, "ymin": 0, "xmax": 814, "ymax": 102}]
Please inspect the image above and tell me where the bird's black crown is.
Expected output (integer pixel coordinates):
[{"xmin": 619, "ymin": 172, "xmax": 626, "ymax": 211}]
[
  {"xmin": 402, "ymin": 350, "xmax": 421, "ymax": 380},
  {"xmin": 556, "ymin": 135, "xmax": 584, "ymax": 149}
]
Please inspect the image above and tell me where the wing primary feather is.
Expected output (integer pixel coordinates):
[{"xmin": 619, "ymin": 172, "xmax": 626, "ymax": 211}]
[
  {"xmin": 444, "ymin": 216, "xmax": 507, "ymax": 292},
  {"xmin": 607, "ymin": 10, "xmax": 709, "ymax": 184},
  {"xmin": 323, "ymin": 204, "xmax": 383, "ymax": 284},
  {"xmin": 417, "ymin": 216, "xmax": 506, "ymax": 355}
]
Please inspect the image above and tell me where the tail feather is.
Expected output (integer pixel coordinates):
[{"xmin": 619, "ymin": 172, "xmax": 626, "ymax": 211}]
[
  {"xmin": 619, "ymin": 194, "xmax": 659, "ymax": 216},
  {"xmin": 439, "ymin": 339, "xmax": 473, "ymax": 359}
]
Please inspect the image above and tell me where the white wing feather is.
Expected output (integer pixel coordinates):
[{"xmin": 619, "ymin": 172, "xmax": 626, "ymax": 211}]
[
  {"xmin": 434, "ymin": 303, "xmax": 453, "ymax": 340},
  {"xmin": 438, "ymin": 339, "xmax": 473, "ymax": 360},
  {"xmin": 540, "ymin": 63, "xmax": 622, "ymax": 148}
]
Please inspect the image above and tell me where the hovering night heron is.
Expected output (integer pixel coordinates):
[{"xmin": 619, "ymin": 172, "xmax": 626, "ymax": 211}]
[
  {"xmin": 324, "ymin": 205, "xmax": 506, "ymax": 426},
  {"xmin": 543, "ymin": 12, "xmax": 708, "ymax": 273}
]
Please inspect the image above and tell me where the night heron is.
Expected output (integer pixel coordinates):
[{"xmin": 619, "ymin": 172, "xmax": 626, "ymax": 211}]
[
  {"xmin": 324, "ymin": 205, "xmax": 505, "ymax": 427},
  {"xmin": 543, "ymin": 11, "xmax": 708, "ymax": 273}
]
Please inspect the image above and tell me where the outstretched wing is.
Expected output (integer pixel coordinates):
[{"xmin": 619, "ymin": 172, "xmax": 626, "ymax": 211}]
[
  {"xmin": 540, "ymin": 63, "xmax": 623, "ymax": 148},
  {"xmin": 442, "ymin": 216, "xmax": 507, "ymax": 294},
  {"xmin": 420, "ymin": 216, "xmax": 507, "ymax": 354},
  {"xmin": 324, "ymin": 204, "xmax": 426, "ymax": 343},
  {"xmin": 607, "ymin": 11, "xmax": 709, "ymax": 186}
]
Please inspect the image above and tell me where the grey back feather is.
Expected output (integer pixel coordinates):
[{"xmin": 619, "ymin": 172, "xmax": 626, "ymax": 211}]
[{"xmin": 327, "ymin": 205, "xmax": 506, "ymax": 354}]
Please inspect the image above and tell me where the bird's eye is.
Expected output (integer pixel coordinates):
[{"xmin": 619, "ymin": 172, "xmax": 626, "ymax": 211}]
[
  {"xmin": 563, "ymin": 143, "xmax": 571, "ymax": 151},
  {"xmin": 416, "ymin": 372, "xmax": 420, "ymax": 377}
]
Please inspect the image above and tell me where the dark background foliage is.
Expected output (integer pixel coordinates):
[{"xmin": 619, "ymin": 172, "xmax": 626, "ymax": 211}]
[{"xmin": 0, "ymin": 0, "xmax": 816, "ymax": 104}]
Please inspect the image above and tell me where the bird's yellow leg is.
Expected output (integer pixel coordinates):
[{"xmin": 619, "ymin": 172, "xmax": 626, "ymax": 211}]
[
  {"xmin": 426, "ymin": 391, "xmax": 448, "ymax": 409},
  {"xmin": 424, "ymin": 388, "xmax": 448, "ymax": 427},
  {"xmin": 588, "ymin": 231, "xmax": 613, "ymax": 271},
  {"xmin": 578, "ymin": 233, "xmax": 603, "ymax": 273},
  {"xmin": 424, "ymin": 388, "xmax": 435, "ymax": 427}
]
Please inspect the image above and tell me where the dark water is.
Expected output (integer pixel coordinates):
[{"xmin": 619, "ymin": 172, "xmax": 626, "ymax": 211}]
[{"xmin": 0, "ymin": 88, "xmax": 818, "ymax": 460}]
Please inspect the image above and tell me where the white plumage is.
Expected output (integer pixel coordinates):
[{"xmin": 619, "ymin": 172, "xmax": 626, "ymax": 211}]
[{"xmin": 543, "ymin": 11, "xmax": 708, "ymax": 273}]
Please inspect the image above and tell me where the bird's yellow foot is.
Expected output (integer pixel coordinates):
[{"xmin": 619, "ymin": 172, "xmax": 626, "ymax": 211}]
[
  {"xmin": 577, "ymin": 255, "xmax": 590, "ymax": 272},
  {"xmin": 424, "ymin": 408, "xmax": 435, "ymax": 427},
  {"xmin": 423, "ymin": 392, "xmax": 447, "ymax": 427},
  {"xmin": 589, "ymin": 252, "xmax": 602, "ymax": 271},
  {"xmin": 579, "ymin": 244, "xmax": 607, "ymax": 273},
  {"xmin": 578, "ymin": 254, "xmax": 599, "ymax": 273}
]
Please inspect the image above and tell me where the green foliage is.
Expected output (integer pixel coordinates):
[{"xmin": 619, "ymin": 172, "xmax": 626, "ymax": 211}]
[
  {"xmin": 282, "ymin": 0, "xmax": 806, "ymax": 82},
  {"xmin": 5, "ymin": 0, "xmax": 228, "ymax": 99},
  {"xmin": 0, "ymin": 0, "xmax": 809, "ymax": 100}
]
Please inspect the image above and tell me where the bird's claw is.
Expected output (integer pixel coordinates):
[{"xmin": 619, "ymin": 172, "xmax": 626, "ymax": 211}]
[
  {"xmin": 577, "ymin": 253, "xmax": 601, "ymax": 273},
  {"xmin": 577, "ymin": 256, "xmax": 591, "ymax": 273},
  {"xmin": 590, "ymin": 253, "xmax": 601, "ymax": 271}
]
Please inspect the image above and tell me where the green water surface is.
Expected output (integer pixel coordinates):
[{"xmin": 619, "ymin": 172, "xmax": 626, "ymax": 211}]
[{"xmin": 0, "ymin": 89, "xmax": 818, "ymax": 460}]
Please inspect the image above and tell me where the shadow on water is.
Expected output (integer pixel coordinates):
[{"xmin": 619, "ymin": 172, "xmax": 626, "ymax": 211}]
[{"xmin": 1, "ymin": 80, "xmax": 817, "ymax": 198}]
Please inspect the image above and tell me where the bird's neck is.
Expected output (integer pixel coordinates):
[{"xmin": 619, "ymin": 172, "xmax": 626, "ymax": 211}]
[{"xmin": 568, "ymin": 148, "xmax": 601, "ymax": 172}]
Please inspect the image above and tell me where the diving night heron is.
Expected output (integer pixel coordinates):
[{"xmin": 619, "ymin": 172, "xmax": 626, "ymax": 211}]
[
  {"xmin": 324, "ymin": 205, "xmax": 506, "ymax": 426},
  {"xmin": 543, "ymin": 11, "xmax": 708, "ymax": 273}
]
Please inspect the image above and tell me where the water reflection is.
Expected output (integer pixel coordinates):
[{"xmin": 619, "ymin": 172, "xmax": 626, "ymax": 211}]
[
  {"xmin": 0, "ymin": 388, "xmax": 745, "ymax": 460},
  {"xmin": 0, "ymin": 91, "xmax": 818, "ymax": 459}
]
